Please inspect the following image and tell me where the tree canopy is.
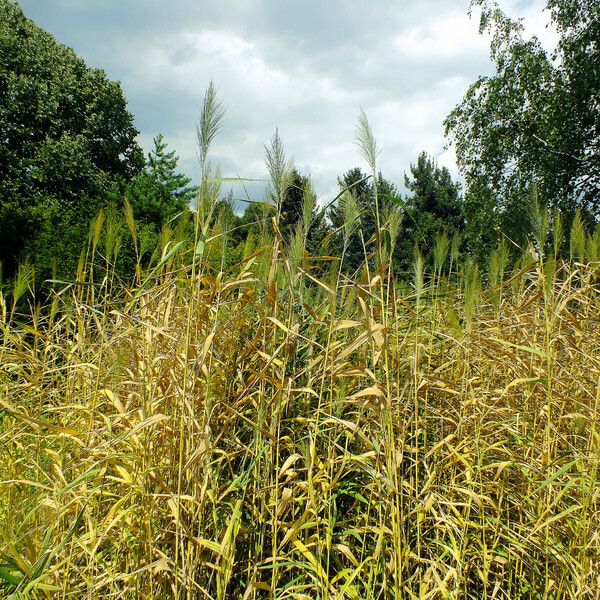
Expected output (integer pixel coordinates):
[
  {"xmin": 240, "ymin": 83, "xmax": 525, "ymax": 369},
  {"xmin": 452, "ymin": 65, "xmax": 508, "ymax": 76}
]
[
  {"xmin": 1, "ymin": 0, "xmax": 596, "ymax": 291},
  {"xmin": 445, "ymin": 0, "xmax": 599, "ymax": 221},
  {"xmin": 126, "ymin": 134, "xmax": 196, "ymax": 230},
  {"xmin": 328, "ymin": 168, "xmax": 401, "ymax": 273},
  {"xmin": 0, "ymin": 0, "xmax": 143, "ymax": 279},
  {"xmin": 391, "ymin": 153, "xmax": 464, "ymax": 273}
]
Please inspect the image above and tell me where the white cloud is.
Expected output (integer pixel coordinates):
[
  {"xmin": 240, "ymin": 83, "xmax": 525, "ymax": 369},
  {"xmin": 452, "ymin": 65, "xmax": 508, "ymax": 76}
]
[
  {"xmin": 393, "ymin": 13, "xmax": 489, "ymax": 61},
  {"xmin": 18, "ymin": 0, "xmax": 559, "ymax": 203}
]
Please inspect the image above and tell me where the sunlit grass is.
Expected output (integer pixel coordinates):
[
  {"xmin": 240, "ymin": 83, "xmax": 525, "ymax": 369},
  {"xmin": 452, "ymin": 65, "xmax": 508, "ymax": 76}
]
[
  {"xmin": 1, "ymin": 231, "xmax": 599, "ymax": 598},
  {"xmin": 1, "ymin": 95, "xmax": 599, "ymax": 598}
]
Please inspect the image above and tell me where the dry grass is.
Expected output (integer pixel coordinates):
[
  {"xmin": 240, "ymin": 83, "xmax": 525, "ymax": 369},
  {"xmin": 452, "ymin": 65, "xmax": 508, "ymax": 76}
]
[
  {"xmin": 1, "ymin": 240, "xmax": 599, "ymax": 598},
  {"xmin": 1, "ymin": 90, "xmax": 599, "ymax": 598}
]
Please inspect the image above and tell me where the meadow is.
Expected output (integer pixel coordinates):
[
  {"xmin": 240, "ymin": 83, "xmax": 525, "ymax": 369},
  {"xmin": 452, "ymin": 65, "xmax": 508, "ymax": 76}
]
[
  {"xmin": 1, "ymin": 216, "xmax": 599, "ymax": 599},
  {"xmin": 1, "ymin": 107, "xmax": 599, "ymax": 599}
]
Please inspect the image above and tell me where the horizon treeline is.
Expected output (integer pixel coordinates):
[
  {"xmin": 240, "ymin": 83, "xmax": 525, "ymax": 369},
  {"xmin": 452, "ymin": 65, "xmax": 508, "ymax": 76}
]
[{"xmin": 1, "ymin": 0, "xmax": 598, "ymax": 295}]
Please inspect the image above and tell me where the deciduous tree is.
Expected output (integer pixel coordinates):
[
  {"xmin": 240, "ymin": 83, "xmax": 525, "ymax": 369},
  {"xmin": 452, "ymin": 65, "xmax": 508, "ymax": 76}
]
[
  {"xmin": 445, "ymin": 0, "xmax": 599, "ymax": 230},
  {"xmin": 0, "ymin": 0, "xmax": 143, "ymax": 280}
]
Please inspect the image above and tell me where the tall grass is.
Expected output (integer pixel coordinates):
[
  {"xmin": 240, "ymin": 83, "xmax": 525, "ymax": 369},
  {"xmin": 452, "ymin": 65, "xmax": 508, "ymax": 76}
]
[{"xmin": 1, "ymin": 102, "xmax": 599, "ymax": 599}]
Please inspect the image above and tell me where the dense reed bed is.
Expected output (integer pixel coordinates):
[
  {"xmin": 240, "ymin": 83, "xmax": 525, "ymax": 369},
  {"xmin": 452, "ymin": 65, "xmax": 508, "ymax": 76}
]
[
  {"xmin": 1, "ymin": 98, "xmax": 599, "ymax": 598},
  {"xmin": 1, "ymin": 241, "xmax": 599, "ymax": 598}
]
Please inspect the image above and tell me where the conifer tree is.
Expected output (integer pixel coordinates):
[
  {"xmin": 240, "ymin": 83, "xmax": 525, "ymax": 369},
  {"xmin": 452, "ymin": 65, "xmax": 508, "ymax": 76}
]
[
  {"xmin": 328, "ymin": 168, "xmax": 401, "ymax": 274},
  {"xmin": 126, "ymin": 134, "xmax": 197, "ymax": 230},
  {"xmin": 394, "ymin": 152, "xmax": 464, "ymax": 274}
]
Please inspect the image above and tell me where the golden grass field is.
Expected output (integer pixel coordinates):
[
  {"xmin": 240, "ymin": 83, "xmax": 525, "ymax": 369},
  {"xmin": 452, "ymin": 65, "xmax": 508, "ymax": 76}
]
[
  {"xmin": 1, "ymin": 239, "xmax": 599, "ymax": 598},
  {"xmin": 1, "ymin": 98, "xmax": 599, "ymax": 598}
]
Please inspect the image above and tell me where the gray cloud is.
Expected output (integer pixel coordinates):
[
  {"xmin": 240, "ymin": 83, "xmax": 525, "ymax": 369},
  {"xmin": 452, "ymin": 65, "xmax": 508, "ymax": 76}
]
[{"xmin": 18, "ymin": 0, "xmax": 551, "ymax": 205}]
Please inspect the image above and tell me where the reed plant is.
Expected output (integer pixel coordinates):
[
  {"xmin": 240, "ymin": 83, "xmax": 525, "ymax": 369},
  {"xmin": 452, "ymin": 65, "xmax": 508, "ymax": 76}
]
[{"xmin": 1, "ymin": 95, "xmax": 599, "ymax": 599}]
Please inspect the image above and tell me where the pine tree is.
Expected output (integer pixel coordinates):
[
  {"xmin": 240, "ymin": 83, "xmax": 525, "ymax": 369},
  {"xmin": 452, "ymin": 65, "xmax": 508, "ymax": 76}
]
[
  {"xmin": 126, "ymin": 134, "xmax": 197, "ymax": 229},
  {"xmin": 394, "ymin": 152, "xmax": 464, "ymax": 274},
  {"xmin": 328, "ymin": 168, "xmax": 400, "ymax": 274},
  {"xmin": 279, "ymin": 169, "xmax": 310, "ymax": 243}
]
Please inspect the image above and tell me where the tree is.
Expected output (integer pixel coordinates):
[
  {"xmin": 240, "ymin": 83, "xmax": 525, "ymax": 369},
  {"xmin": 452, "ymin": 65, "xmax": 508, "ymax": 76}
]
[
  {"xmin": 279, "ymin": 169, "xmax": 311, "ymax": 243},
  {"xmin": 278, "ymin": 169, "xmax": 330, "ymax": 260},
  {"xmin": 126, "ymin": 134, "xmax": 196, "ymax": 230},
  {"xmin": 546, "ymin": 0, "xmax": 599, "ymax": 209},
  {"xmin": 394, "ymin": 152, "xmax": 464, "ymax": 274},
  {"xmin": 234, "ymin": 169, "xmax": 327, "ymax": 266},
  {"xmin": 0, "ymin": 0, "xmax": 143, "ymax": 280},
  {"xmin": 461, "ymin": 178, "xmax": 500, "ymax": 266},
  {"xmin": 328, "ymin": 168, "xmax": 401, "ymax": 273},
  {"xmin": 328, "ymin": 168, "xmax": 374, "ymax": 273},
  {"xmin": 445, "ymin": 0, "xmax": 599, "ymax": 226}
]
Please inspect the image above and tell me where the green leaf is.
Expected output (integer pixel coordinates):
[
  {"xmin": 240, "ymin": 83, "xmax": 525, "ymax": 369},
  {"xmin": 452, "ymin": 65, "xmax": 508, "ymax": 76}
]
[{"xmin": 0, "ymin": 566, "xmax": 22, "ymax": 588}]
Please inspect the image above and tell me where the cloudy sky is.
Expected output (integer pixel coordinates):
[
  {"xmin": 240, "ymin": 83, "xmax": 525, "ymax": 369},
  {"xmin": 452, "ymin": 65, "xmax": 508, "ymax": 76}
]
[{"xmin": 19, "ymin": 0, "xmax": 556, "ymax": 205}]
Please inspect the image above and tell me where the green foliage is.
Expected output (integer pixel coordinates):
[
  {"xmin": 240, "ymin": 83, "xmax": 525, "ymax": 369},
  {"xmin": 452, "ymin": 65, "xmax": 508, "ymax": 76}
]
[
  {"xmin": 237, "ymin": 201, "xmax": 272, "ymax": 244},
  {"xmin": 125, "ymin": 134, "xmax": 197, "ymax": 230},
  {"xmin": 488, "ymin": 239, "xmax": 510, "ymax": 288},
  {"xmin": 0, "ymin": 0, "xmax": 143, "ymax": 281},
  {"xmin": 278, "ymin": 169, "xmax": 328, "ymax": 258},
  {"xmin": 2, "ymin": 0, "xmax": 596, "ymax": 301},
  {"xmin": 570, "ymin": 210, "xmax": 586, "ymax": 261},
  {"xmin": 328, "ymin": 168, "xmax": 400, "ymax": 273},
  {"xmin": 279, "ymin": 169, "xmax": 311, "ymax": 243},
  {"xmin": 445, "ymin": 0, "xmax": 599, "ymax": 221},
  {"xmin": 546, "ymin": 0, "xmax": 599, "ymax": 213},
  {"xmin": 394, "ymin": 152, "xmax": 464, "ymax": 274},
  {"xmin": 461, "ymin": 178, "xmax": 500, "ymax": 267}
]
